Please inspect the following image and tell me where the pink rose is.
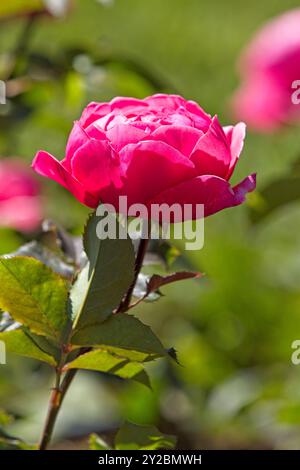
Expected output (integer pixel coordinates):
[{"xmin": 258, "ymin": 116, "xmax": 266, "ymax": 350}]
[
  {"xmin": 32, "ymin": 94, "xmax": 255, "ymax": 219},
  {"xmin": 232, "ymin": 9, "xmax": 300, "ymax": 131},
  {"xmin": 0, "ymin": 159, "xmax": 42, "ymax": 232}
]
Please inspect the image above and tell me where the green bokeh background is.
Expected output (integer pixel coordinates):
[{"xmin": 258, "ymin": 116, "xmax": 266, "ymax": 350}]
[{"xmin": 1, "ymin": 0, "xmax": 300, "ymax": 449}]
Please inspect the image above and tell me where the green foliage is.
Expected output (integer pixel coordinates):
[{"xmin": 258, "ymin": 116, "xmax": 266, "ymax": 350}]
[
  {"xmin": 65, "ymin": 349, "xmax": 150, "ymax": 387},
  {"xmin": 0, "ymin": 257, "xmax": 69, "ymax": 341},
  {"xmin": 0, "ymin": 206, "xmax": 171, "ymax": 398},
  {"xmin": 71, "ymin": 211, "xmax": 135, "ymax": 330},
  {"xmin": 0, "ymin": 329, "xmax": 56, "ymax": 365},
  {"xmin": 71, "ymin": 313, "xmax": 166, "ymax": 359},
  {"xmin": 89, "ymin": 422, "xmax": 176, "ymax": 451}
]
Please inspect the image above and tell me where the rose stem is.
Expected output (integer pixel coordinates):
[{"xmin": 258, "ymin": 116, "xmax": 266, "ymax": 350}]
[{"xmin": 117, "ymin": 221, "xmax": 150, "ymax": 313}]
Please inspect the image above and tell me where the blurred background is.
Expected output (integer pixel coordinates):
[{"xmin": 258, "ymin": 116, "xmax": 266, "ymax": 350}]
[{"xmin": 1, "ymin": 0, "xmax": 300, "ymax": 450}]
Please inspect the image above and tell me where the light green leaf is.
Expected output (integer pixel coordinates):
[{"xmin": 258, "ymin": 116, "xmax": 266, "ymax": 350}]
[
  {"xmin": 71, "ymin": 313, "xmax": 166, "ymax": 358},
  {"xmin": 0, "ymin": 256, "xmax": 69, "ymax": 341},
  {"xmin": 0, "ymin": 329, "xmax": 56, "ymax": 366},
  {"xmin": 65, "ymin": 349, "xmax": 150, "ymax": 387},
  {"xmin": 115, "ymin": 422, "xmax": 177, "ymax": 450},
  {"xmin": 71, "ymin": 211, "xmax": 135, "ymax": 330}
]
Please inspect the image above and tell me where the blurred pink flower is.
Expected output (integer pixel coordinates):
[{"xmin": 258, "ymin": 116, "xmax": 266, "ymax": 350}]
[
  {"xmin": 33, "ymin": 94, "xmax": 255, "ymax": 220},
  {"xmin": 0, "ymin": 159, "xmax": 42, "ymax": 232},
  {"xmin": 231, "ymin": 9, "xmax": 300, "ymax": 132}
]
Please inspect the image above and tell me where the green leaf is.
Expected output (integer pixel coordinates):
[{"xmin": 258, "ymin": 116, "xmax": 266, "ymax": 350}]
[
  {"xmin": 89, "ymin": 433, "xmax": 111, "ymax": 451},
  {"xmin": 0, "ymin": 256, "xmax": 69, "ymax": 341},
  {"xmin": 64, "ymin": 349, "xmax": 150, "ymax": 387},
  {"xmin": 71, "ymin": 313, "xmax": 166, "ymax": 358},
  {"xmin": 115, "ymin": 422, "xmax": 177, "ymax": 450},
  {"xmin": 0, "ymin": 329, "xmax": 56, "ymax": 365},
  {"xmin": 71, "ymin": 211, "xmax": 135, "ymax": 330}
]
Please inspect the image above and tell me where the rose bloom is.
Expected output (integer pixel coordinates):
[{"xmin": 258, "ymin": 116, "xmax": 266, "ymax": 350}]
[
  {"xmin": 32, "ymin": 94, "xmax": 255, "ymax": 220},
  {"xmin": 0, "ymin": 159, "xmax": 42, "ymax": 232},
  {"xmin": 232, "ymin": 9, "xmax": 300, "ymax": 132}
]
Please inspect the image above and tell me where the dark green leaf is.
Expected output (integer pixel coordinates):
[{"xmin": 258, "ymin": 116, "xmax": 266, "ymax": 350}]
[
  {"xmin": 71, "ymin": 313, "xmax": 166, "ymax": 358},
  {"xmin": 71, "ymin": 211, "xmax": 135, "ymax": 330}
]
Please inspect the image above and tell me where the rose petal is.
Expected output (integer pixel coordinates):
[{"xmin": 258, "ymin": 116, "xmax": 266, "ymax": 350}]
[
  {"xmin": 190, "ymin": 116, "xmax": 232, "ymax": 178},
  {"xmin": 148, "ymin": 173, "xmax": 256, "ymax": 221},
  {"xmin": 110, "ymin": 97, "xmax": 149, "ymax": 111},
  {"xmin": 145, "ymin": 93, "xmax": 187, "ymax": 110},
  {"xmin": 79, "ymin": 102, "xmax": 111, "ymax": 128},
  {"xmin": 106, "ymin": 123, "xmax": 147, "ymax": 151},
  {"xmin": 71, "ymin": 139, "xmax": 123, "ymax": 204},
  {"xmin": 152, "ymin": 125, "xmax": 203, "ymax": 156},
  {"xmin": 223, "ymin": 122, "xmax": 246, "ymax": 179},
  {"xmin": 120, "ymin": 140, "xmax": 196, "ymax": 206},
  {"xmin": 62, "ymin": 121, "xmax": 91, "ymax": 170},
  {"xmin": 32, "ymin": 151, "xmax": 98, "ymax": 208}
]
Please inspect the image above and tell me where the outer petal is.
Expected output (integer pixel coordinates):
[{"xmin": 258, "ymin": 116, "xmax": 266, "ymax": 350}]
[
  {"xmin": 62, "ymin": 121, "xmax": 91, "ymax": 170},
  {"xmin": 32, "ymin": 151, "xmax": 98, "ymax": 208},
  {"xmin": 148, "ymin": 173, "xmax": 256, "ymax": 221},
  {"xmin": 223, "ymin": 122, "xmax": 246, "ymax": 179},
  {"xmin": 120, "ymin": 140, "xmax": 196, "ymax": 206},
  {"xmin": 152, "ymin": 125, "xmax": 203, "ymax": 156},
  {"xmin": 190, "ymin": 116, "xmax": 232, "ymax": 178},
  {"xmin": 71, "ymin": 139, "xmax": 123, "ymax": 203}
]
